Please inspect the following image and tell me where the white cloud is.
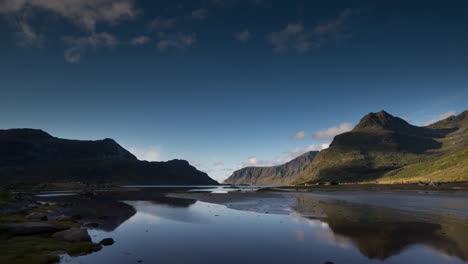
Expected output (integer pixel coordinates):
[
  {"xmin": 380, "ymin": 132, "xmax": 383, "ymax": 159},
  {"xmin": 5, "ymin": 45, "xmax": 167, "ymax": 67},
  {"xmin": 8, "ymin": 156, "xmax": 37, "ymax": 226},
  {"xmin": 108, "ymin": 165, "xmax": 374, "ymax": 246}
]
[
  {"xmin": 235, "ymin": 29, "xmax": 251, "ymax": 42},
  {"xmin": 422, "ymin": 111, "xmax": 457, "ymax": 126},
  {"xmin": 266, "ymin": 9, "xmax": 352, "ymax": 53},
  {"xmin": 63, "ymin": 32, "xmax": 118, "ymax": 63},
  {"xmin": 240, "ymin": 144, "xmax": 328, "ymax": 168},
  {"xmin": 306, "ymin": 144, "xmax": 330, "ymax": 151},
  {"xmin": 156, "ymin": 32, "xmax": 196, "ymax": 51},
  {"xmin": 1, "ymin": 0, "xmax": 138, "ymax": 32},
  {"xmin": 191, "ymin": 8, "xmax": 207, "ymax": 20},
  {"xmin": 130, "ymin": 35, "xmax": 151, "ymax": 45},
  {"xmin": 127, "ymin": 146, "xmax": 161, "ymax": 161},
  {"xmin": 313, "ymin": 123, "xmax": 353, "ymax": 140},
  {"xmin": 291, "ymin": 131, "xmax": 306, "ymax": 140},
  {"xmin": 242, "ymin": 156, "xmax": 262, "ymax": 167},
  {"xmin": 213, "ymin": 161, "xmax": 224, "ymax": 166}
]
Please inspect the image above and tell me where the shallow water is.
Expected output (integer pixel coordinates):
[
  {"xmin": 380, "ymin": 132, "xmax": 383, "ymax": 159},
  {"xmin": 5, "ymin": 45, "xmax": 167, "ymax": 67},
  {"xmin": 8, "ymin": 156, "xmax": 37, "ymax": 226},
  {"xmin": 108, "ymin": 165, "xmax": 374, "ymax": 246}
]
[
  {"xmin": 122, "ymin": 185, "xmax": 264, "ymax": 193},
  {"xmin": 61, "ymin": 194, "xmax": 468, "ymax": 264},
  {"xmin": 35, "ymin": 193, "xmax": 77, "ymax": 197},
  {"xmin": 188, "ymin": 186, "xmax": 260, "ymax": 193}
]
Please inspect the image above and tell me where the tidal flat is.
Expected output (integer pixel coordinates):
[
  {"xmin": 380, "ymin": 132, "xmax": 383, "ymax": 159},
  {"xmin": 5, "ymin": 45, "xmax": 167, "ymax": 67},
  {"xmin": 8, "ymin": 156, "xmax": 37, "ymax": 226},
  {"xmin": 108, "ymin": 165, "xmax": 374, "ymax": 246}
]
[{"xmin": 2, "ymin": 186, "xmax": 468, "ymax": 264}]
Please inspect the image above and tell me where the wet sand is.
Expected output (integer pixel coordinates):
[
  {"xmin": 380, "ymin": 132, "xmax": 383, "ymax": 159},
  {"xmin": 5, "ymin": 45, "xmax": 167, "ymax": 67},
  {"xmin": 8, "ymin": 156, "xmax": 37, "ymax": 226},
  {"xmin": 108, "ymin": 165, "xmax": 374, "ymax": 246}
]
[{"xmin": 169, "ymin": 190, "xmax": 468, "ymax": 220}]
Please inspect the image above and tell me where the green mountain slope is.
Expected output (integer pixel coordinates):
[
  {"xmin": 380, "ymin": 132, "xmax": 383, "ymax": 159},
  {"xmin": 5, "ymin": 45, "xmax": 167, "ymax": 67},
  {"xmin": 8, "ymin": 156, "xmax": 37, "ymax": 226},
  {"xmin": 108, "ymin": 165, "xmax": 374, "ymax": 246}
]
[
  {"xmin": 224, "ymin": 151, "xmax": 318, "ymax": 185},
  {"xmin": 377, "ymin": 146, "xmax": 468, "ymax": 183},
  {"xmin": 295, "ymin": 110, "xmax": 468, "ymax": 184}
]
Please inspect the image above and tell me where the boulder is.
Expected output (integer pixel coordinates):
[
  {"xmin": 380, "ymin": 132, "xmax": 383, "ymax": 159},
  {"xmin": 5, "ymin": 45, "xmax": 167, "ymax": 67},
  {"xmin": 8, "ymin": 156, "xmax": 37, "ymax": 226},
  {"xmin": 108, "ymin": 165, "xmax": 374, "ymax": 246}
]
[
  {"xmin": 26, "ymin": 212, "xmax": 48, "ymax": 221},
  {"xmin": 99, "ymin": 238, "xmax": 114, "ymax": 246},
  {"xmin": 56, "ymin": 215, "xmax": 72, "ymax": 221},
  {"xmin": 7, "ymin": 222, "xmax": 68, "ymax": 236},
  {"xmin": 429, "ymin": 181, "xmax": 441, "ymax": 186},
  {"xmin": 52, "ymin": 228, "xmax": 91, "ymax": 242}
]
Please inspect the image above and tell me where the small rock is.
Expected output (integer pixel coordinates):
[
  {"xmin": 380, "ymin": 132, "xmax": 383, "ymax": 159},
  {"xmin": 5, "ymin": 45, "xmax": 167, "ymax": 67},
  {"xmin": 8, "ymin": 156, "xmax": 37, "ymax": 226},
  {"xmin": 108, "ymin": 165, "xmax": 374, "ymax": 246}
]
[
  {"xmin": 429, "ymin": 181, "xmax": 441, "ymax": 186},
  {"xmin": 26, "ymin": 212, "xmax": 48, "ymax": 221},
  {"xmin": 7, "ymin": 222, "xmax": 68, "ymax": 236},
  {"xmin": 324, "ymin": 262, "xmax": 334, "ymax": 264},
  {"xmin": 56, "ymin": 215, "xmax": 72, "ymax": 221},
  {"xmin": 71, "ymin": 214, "xmax": 82, "ymax": 220},
  {"xmin": 52, "ymin": 228, "xmax": 91, "ymax": 242},
  {"xmin": 99, "ymin": 238, "xmax": 114, "ymax": 246}
]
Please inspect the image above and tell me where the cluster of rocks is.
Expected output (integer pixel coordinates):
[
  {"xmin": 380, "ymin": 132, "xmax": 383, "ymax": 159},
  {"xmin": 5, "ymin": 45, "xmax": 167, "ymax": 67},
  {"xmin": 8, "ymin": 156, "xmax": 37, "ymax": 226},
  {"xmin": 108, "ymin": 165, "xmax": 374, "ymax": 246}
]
[
  {"xmin": 4, "ymin": 211, "xmax": 114, "ymax": 245},
  {"xmin": 417, "ymin": 181, "xmax": 441, "ymax": 186}
]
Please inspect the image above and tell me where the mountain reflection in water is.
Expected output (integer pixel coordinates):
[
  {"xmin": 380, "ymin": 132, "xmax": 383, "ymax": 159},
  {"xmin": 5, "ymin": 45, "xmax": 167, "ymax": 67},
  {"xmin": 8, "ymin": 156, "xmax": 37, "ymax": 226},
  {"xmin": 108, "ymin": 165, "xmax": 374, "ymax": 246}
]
[
  {"xmin": 61, "ymin": 194, "xmax": 468, "ymax": 264},
  {"xmin": 293, "ymin": 194, "xmax": 468, "ymax": 261}
]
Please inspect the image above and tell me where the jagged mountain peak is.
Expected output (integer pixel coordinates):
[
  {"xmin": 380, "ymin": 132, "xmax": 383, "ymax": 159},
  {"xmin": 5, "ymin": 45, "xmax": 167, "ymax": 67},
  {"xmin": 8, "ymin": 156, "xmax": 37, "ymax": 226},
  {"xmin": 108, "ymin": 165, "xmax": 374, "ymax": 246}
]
[{"xmin": 353, "ymin": 110, "xmax": 410, "ymax": 131}]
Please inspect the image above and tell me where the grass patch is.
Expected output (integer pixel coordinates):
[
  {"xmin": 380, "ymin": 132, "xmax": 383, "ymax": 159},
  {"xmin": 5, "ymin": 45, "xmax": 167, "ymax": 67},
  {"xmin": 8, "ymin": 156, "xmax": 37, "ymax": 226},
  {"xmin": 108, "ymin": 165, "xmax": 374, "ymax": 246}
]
[
  {"xmin": 378, "ymin": 147, "xmax": 468, "ymax": 183},
  {"xmin": 0, "ymin": 189, "xmax": 15, "ymax": 205},
  {"xmin": 0, "ymin": 236, "xmax": 101, "ymax": 264}
]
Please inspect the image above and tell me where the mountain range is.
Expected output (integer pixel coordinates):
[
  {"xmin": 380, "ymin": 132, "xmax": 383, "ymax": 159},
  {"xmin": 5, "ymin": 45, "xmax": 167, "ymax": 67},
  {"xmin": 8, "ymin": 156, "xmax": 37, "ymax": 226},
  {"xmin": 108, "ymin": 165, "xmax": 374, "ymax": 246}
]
[
  {"xmin": 224, "ymin": 110, "xmax": 468, "ymax": 185},
  {"xmin": 224, "ymin": 151, "xmax": 318, "ymax": 185},
  {"xmin": 0, "ymin": 129, "xmax": 218, "ymax": 185}
]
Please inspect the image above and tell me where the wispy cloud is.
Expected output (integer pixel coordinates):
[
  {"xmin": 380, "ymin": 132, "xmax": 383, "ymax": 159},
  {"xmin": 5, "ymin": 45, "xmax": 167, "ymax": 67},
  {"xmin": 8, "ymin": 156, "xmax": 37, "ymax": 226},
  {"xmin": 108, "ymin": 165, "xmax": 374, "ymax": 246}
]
[
  {"xmin": 291, "ymin": 131, "xmax": 306, "ymax": 140},
  {"xmin": 235, "ymin": 29, "xmax": 252, "ymax": 42},
  {"xmin": 266, "ymin": 9, "xmax": 353, "ymax": 53},
  {"xmin": 15, "ymin": 16, "xmax": 44, "ymax": 47},
  {"xmin": 147, "ymin": 16, "xmax": 196, "ymax": 51},
  {"xmin": 1, "ymin": 0, "xmax": 138, "ymax": 32},
  {"xmin": 422, "ymin": 111, "xmax": 457, "ymax": 126},
  {"xmin": 130, "ymin": 35, "xmax": 151, "ymax": 45},
  {"xmin": 156, "ymin": 32, "xmax": 196, "ymax": 51},
  {"xmin": 313, "ymin": 123, "xmax": 353, "ymax": 140},
  {"xmin": 63, "ymin": 32, "xmax": 118, "ymax": 63},
  {"xmin": 191, "ymin": 8, "xmax": 207, "ymax": 20}
]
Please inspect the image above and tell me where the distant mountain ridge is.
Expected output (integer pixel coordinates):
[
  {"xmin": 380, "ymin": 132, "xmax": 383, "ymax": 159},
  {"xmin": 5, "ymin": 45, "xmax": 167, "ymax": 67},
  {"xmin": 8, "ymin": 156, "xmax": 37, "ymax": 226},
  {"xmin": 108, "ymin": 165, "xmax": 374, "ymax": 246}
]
[
  {"xmin": 224, "ymin": 151, "xmax": 318, "ymax": 185},
  {"xmin": 0, "ymin": 129, "xmax": 218, "ymax": 185}
]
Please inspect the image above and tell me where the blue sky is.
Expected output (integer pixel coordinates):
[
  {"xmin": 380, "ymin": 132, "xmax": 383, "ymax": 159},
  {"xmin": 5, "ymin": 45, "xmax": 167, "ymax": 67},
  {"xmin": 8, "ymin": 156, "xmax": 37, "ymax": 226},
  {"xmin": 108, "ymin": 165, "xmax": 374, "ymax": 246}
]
[{"xmin": 1, "ymin": 0, "xmax": 467, "ymax": 182}]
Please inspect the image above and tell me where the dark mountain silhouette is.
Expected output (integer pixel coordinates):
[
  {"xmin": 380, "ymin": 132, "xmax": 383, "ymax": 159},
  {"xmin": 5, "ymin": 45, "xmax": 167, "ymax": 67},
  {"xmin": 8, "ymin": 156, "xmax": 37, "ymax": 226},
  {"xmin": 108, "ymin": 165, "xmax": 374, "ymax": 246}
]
[{"xmin": 0, "ymin": 129, "xmax": 218, "ymax": 185}]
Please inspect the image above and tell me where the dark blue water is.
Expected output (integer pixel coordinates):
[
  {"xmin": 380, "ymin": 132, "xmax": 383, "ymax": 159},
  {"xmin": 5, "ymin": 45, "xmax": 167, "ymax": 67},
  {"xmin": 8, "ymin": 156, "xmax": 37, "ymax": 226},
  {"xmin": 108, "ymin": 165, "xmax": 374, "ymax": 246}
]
[{"xmin": 60, "ymin": 195, "xmax": 467, "ymax": 264}]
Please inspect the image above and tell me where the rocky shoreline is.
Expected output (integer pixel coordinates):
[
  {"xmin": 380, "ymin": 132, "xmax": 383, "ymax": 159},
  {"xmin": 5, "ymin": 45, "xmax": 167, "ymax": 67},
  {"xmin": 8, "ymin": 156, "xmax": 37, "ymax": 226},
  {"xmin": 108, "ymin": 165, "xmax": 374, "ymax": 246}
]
[{"xmin": 0, "ymin": 189, "xmax": 140, "ymax": 263}]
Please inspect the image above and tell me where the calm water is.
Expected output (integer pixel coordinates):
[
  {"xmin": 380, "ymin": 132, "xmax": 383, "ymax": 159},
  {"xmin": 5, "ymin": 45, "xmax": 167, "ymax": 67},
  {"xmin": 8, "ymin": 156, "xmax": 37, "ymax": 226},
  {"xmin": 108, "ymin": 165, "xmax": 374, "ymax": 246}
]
[
  {"xmin": 123, "ymin": 185, "xmax": 264, "ymax": 193},
  {"xmin": 60, "ymin": 194, "xmax": 468, "ymax": 264}
]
